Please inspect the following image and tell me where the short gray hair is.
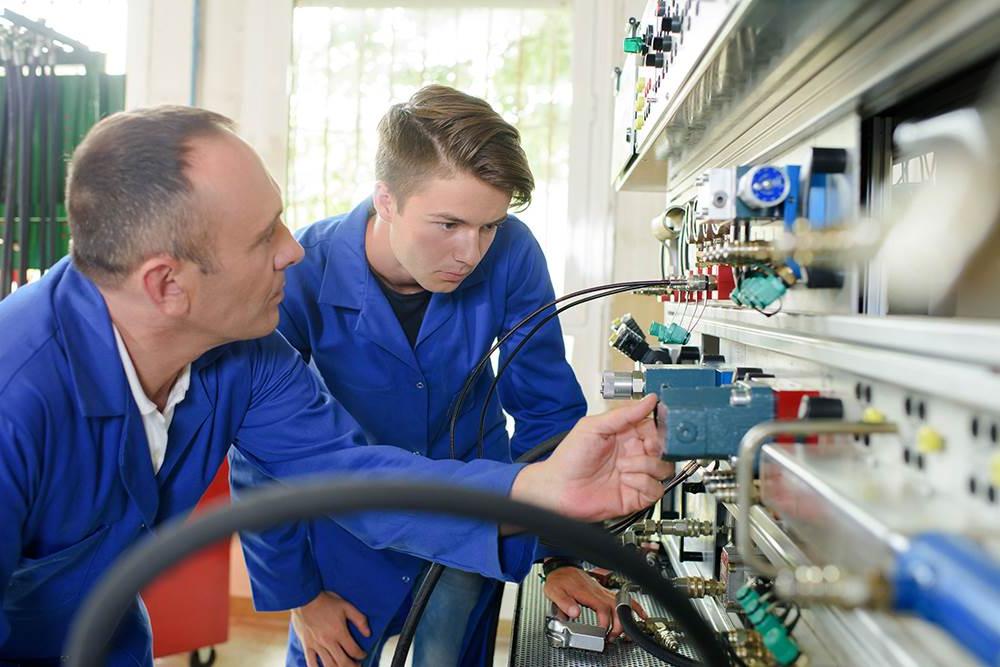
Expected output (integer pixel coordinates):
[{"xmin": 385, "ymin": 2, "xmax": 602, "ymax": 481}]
[{"xmin": 68, "ymin": 105, "xmax": 235, "ymax": 286}]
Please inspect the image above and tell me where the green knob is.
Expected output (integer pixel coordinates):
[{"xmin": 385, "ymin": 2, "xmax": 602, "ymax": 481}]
[{"xmin": 623, "ymin": 36, "xmax": 644, "ymax": 53}]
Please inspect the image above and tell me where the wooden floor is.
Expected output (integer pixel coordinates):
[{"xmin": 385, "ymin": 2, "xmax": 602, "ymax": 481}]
[{"xmin": 153, "ymin": 598, "xmax": 513, "ymax": 667}]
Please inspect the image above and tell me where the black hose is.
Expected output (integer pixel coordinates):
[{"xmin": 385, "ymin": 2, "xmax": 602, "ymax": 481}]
[
  {"xmin": 46, "ymin": 65, "xmax": 60, "ymax": 266},
  {"xmin": 37, "ymin": 62, "xmax": 48, "ymax": 271},
  {"xmin": 66, "ymin": 480, "xmax": 729, "ymax": 667},
  {"xmin": 2, "ymin": 62, "xmax": 19, "ymax": 298},
  {"xmin": 475, "ymin": 283, "xmax": 647, "ymax": 452},
  {"xmin": 445, "ymin": 279, "xmax": 675, "ymax": 459},
  {"xmin": 389, "ymin": 430, "xmax": 570, "ymax": 667},
  {"xmin": 388, "ymin": 560, "xmax": 443, "ymax": 667},
  {"xmin": 617, "ymin": 594, "xmax": 702, "ymax": 667},
  {"xmin": 16, "ymin": 57, "xmax": 33, "ymax": 285}
]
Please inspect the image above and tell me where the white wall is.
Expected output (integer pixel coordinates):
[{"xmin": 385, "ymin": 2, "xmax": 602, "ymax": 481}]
[
  {"xmin": 126, "ymin": 0, "xmax": 293, "ymax": 187},
  {"xmin": 562, "ymin": 0, "xmax": 664, "ymax": 411}
]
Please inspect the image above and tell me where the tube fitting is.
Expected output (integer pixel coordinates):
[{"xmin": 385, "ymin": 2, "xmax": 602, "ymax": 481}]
[{"xmin": 673, "ymin": 576, "xmax": 727, "ymax": 599}]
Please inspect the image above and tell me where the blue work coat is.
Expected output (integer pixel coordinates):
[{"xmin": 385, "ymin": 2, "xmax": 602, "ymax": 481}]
[
  {"xmin": 234, "ymin": 199, "xmax": 587, "ymax": 665},
  {"xmin": 0, "ymin": 259, "xmax": 537, "ymax": 665}
]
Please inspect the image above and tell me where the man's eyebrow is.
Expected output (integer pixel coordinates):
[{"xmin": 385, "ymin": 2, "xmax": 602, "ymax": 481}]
[{"xmin": 429, "ymin": 213, "xmax": 507, "ymax": 226}]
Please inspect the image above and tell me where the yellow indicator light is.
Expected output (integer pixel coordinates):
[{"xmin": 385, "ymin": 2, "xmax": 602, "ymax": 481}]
[
  {"xmin": 989, "ymin": 453, "xmax": 1000, "ymax": 488},
  {"xmin": 861, "ymin": 408, "xmax": 886, "ymax": 424},
  {"xmin": 915, "ymin": 426, "xmax": 945, "ymax": 454}
]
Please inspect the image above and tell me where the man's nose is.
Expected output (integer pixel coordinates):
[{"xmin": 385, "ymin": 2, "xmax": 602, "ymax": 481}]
[
  {"xmin": 454, "ymin": 229, "xmax": 482, "ymax": 266},
  {"xmin": 275, "ymin": 224, "xmax": 304, "ymax": 270}
]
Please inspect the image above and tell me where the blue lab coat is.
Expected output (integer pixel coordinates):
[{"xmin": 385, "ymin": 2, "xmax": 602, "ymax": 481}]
[
  {"xmin": 0, "ymin": 259, "xmax": 538, "ymax": 665},
  {"xmin": 234, "ymin": 199, "xmax": 587, "ymax": 665}
]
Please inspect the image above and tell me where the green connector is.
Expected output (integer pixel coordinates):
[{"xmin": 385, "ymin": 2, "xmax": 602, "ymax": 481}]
[
  {"xmin": 730, "ymin": 273, "xmax": 787, "ymax": 310},
  {"xmin": 623, "ymin": 36, "xmax": 645, "ymax": 53},
  {"xmin": 734, "ymin": 584, "xmax": 801, "ymax": 666},
  {"xmin": 649, "ymin": 321, "xmax": 690, "ymax": 345},
  {"xmin": 762, "ymin": 624, "xmax": 801, "ymax": 665}
]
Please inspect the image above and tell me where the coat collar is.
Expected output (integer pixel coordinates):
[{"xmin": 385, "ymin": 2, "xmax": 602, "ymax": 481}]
[
  {"xmin": 53, "ymin": 261, "xmax": 225, "ymax": 418},
  {"xmin": 52, "ymin": 261, "xmax": 130, "ymax": 418}
]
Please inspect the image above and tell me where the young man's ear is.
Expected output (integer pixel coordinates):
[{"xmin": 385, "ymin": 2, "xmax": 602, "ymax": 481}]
[
  {"xmin": 373, "ymin": 182, "xmax": 398, "ymax": 222},
  {"xmin": 139, "ymin": 255, "xmax": 190, "ymax": 317}
]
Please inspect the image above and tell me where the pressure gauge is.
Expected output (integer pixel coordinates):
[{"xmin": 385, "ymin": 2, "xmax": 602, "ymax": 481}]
[{"xmin": 737, "ymin": 165, "xmax": 790, "ymax": 209}]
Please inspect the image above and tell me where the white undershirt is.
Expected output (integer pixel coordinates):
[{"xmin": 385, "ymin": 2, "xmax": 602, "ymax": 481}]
[{"xmin": 113, "ymin": 325, "xmax": 192, "ymax": 475}]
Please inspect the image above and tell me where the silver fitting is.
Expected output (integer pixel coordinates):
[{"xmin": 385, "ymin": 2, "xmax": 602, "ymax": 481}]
[{"xmin": 601, "ymin": 370, "xmax": 645, "ymax": 399}]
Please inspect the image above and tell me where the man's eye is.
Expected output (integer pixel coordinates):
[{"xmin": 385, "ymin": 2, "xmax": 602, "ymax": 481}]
[
  {"xmin": 439, "ymin": 223, "xmax": 458, "ymax": 231},
  {"xmin": 482, "ymin": 224, "xmax": 501, "ymax": 233}
]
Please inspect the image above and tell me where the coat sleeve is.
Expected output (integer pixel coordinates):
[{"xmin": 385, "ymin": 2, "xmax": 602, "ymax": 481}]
[
  {"xmin": 497, "ymin": 230, "xmax": 588, "ymax": 461},
  {"xmin": 0, "ymin": 416, "xmax": 33, "ymax": 646},
  {"xmin": 230, "ymin": 334, "xmax": 537, "ymax": 611}
]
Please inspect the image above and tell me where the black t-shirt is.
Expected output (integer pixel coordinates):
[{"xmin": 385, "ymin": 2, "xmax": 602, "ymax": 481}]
[{"xmin": 373, "ymin": 273, "xmax": 431, "ymax": 348}]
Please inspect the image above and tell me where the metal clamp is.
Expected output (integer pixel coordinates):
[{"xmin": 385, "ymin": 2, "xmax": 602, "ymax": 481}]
[{"xmin": 545, "ymin": 602, "xmax": 607, "ymax": 652}]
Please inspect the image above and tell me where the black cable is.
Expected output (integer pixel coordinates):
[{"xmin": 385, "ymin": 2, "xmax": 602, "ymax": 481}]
[
  {"xmin": 66, "ymin": 480, "xmax": 729, "ymax": 667},
  {"xmin": 37, "ymin": 60, "xmax": 48, "ymax": 271},
  {"xmin": 390, "ymin": 431, "xmax": 569, "ymax": 667},
  {"xmin": 474, "ymin": 283, "xmax": 649, "ymax": 452},
  {"xmin": 447, "ymin": 279, "xmax": 675, "ymax": 460},
  {"xmin": 617, "ymin": 594, "xmax": 702, "ymax": 667},
  {"xmin": 388, "ymin": 562, "xmax": 443, "ymax": 667},
  {"xmin": 2, "ymin": 61, "xmax": 20, "ymax": 298},
  {"xmin": 16, "ymin": 54, "xmax": 34, "ymax": 286}
]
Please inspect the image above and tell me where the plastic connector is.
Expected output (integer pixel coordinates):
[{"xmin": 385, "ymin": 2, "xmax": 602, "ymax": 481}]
[
  {"xmin": 731, "ymin": 273, "xmax": 787, "ymax": 309},
  {"xmin": 735, "ymin": 585, "xmax": 802, "ymax": 666},
  {"xmin": 649, "ymin": 321, "xmax": 691, "ymax": 345}
]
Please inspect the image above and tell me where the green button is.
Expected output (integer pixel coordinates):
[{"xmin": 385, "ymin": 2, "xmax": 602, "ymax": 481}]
[{"xmin": 623, "ymin": 36, "xmax": 644, "ymax": 53}]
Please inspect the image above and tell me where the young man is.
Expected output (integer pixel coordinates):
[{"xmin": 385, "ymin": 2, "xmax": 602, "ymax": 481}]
[
  {"xmin": 236, "ymin": 86, "xmax": 638, "ymax": 667},
  {"xmin": 0, "ymin": 106, "xmax": 671, "ymax": 665}
]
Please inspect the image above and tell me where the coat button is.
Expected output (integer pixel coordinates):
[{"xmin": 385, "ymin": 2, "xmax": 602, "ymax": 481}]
[
  {"xmin": 402, "ymin": 576, "xmax": 411, "ymax": 583},
  {"xmin": 416, "ymin": 381, "xmax": 425, "ymax": 389}
]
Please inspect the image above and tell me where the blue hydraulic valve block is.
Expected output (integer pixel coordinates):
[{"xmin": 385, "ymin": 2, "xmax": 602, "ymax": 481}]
[
  {"xmin": 893, "ymin": 533, "xmax": 1000, "ymax": 666},
  {"xmin": 659, "ymin": 385, "xmax": 775, "ymax": 460}
]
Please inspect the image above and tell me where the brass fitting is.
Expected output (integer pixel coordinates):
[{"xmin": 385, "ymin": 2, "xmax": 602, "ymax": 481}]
[{"xmin": 673, "ymin": 576, "xmax": 727, "ymax": 598}]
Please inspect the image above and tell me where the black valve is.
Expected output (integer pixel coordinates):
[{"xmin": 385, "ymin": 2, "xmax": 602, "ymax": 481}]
[
  {"xmin": 644, "ymin": 52, "xmax": 666, "ymax": 69},
  {"xmin": 651, "ymin": 35, "xmax": 673, "ymax": 51},
  {"xmin": 662, "ymin": 15, "xmax": 683, "ymax": 33},
  {"xmin": 798, "ymin": 396, "xmax": 846, "ymax": 420}
]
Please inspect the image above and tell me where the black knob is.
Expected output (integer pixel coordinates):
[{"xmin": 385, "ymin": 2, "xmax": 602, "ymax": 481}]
[
  {"xmin": 735, "ymin": 367, "xmax": 763, "ymax": 381},
  {"xmin": 678, "ymin": 346, "xmax": 701, "ymax": 364},
  {"xmin": 798, "ymin": 396, "xmax": 845, "ymax": 420},
  {"xmin": 662, "ymin": 15, "xmax": 683, "ymax": 33},
  {"xmin": 652, "ymin": 35, "xmax": 673, "ymax": 51},
  {"xmin": 644, "ymin": 52, "xmax": 666, "ymax": 68}
]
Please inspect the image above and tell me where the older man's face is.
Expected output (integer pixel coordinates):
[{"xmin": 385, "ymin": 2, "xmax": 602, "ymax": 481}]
[{"xmin": 183, "ymin": 133, "xmax": 303, "ymax": 343}]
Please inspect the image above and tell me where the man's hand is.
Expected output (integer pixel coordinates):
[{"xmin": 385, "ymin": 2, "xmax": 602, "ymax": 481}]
[
  {"xmin": 292, "ymin": 591, "xmax": 371, "ymax": 667},
  {"xmin": 544, "ymin": 564, "xmax": 647, "ymax": 639},
  {"xmin": 513, "ymin": 394, "xmax": 672, "ymax": 522}
]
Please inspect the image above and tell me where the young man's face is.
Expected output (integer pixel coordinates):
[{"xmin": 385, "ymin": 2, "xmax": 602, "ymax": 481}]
[
  {"xmin": 375, "ymin": 173, "xmax": 511, "ymax": 293},
  {"xmin": 183, "ymin": 133, "xmax": 304, "ymax": 343}
]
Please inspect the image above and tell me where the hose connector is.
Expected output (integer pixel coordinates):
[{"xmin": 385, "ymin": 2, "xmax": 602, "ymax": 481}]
[{"xmin": 673, "ymin": 576, "xmax": 727, "ymax": 598}]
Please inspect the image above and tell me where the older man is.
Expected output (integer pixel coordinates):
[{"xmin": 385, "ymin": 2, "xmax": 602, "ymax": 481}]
[{"xmin": 0, "ymin": 106, "xmax": 667, "ymax": 665}]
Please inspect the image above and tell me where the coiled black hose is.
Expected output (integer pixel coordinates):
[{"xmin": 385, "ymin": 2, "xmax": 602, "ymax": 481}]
[
  {"xmin": 389, "ymin": 430, "xmax": 568, "ymax": 667},
  {"xmin": 66, "ymin": 480, "xmax": 729, "ymax": 667}
]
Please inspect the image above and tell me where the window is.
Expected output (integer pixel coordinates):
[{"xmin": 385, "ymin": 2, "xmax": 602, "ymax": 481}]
[{"xmin": 287, "ymin": 2, "xmax": 572, "ymax": 291}]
